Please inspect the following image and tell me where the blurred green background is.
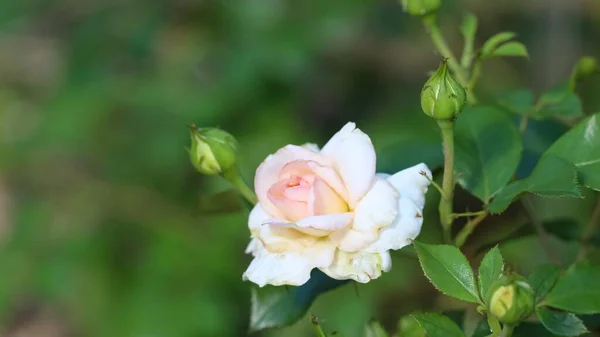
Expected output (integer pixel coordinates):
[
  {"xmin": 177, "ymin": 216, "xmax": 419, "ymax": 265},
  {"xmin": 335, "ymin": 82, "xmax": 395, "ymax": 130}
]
[{"xmin": 1, "ymin": 0, "xmax": 599, "ymax": 336}]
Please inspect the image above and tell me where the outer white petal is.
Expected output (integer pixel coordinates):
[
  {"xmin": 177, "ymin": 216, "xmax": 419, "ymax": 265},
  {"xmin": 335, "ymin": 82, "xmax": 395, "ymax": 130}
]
[
  {"xmin": 321, "ymin": 122, "xmax": 376, "ymax": 208},
  {"xmin": 387, "ymin": 163, "xmax": 431, "ymax": 208},
  {"xmin": 352, "ymin": 178, "xmax": 398, "ymax": 232},
  {"xmin": 320, "ymin": 250, "xmax": 391, "ymax": 283},
  {"xmin": 243, "ymin": 242, "xmax": 335, "ymax": 287},
  {"xmin": 248, "ymin": 203, "xmax": 274, "ymax": 233},
  {"xmin": 366, "ymin": 165, "xmax": 431, "ymax": 253},
  {"xmin": 271, "ymin": 213, "xmax": 353, "ymax": 237}
]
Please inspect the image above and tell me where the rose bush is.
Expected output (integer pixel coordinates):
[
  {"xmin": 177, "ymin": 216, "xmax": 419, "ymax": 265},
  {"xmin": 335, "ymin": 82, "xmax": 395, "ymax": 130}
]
[{"xmin": 243, "ymin": 122, "xmax": 432, "ymax": 287}]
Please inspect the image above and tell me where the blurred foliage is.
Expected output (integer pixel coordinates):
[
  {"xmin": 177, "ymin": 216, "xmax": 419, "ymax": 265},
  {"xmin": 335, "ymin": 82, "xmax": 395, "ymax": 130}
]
[{"xmin": 0, "ymin": 0, "xmax": 600, "ymax": 336}]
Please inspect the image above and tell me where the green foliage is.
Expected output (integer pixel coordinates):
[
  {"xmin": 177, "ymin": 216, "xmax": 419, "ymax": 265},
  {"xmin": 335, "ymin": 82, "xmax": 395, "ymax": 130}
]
[
  {"xmin": 410, "ymin": 313, "xmax": 465, "ymax": 337},
  {"xmin": 488, "ymin": 42, "xmax": 529, "ymax": 58},
  {"xmin": 543, "ymin": 264, "xmax": 600, "ymax": 315},
  {"xmin": 250, "ymin": 271, "xmax": 347, "ymax": 331},
  {"xmin": 364, "ymin": 320, "xmax": 389, "ymax": 337},
  {"xmin": 536, "ymin": 307, "xmax": 588, "ymax": 337},
  {"xmin": 460, "ymin": 13, "xmax": 478, "ymax": 68},
  {"xmin": 413, "ymin": 242, "xmax": 481, "ymax": 304},
  {"xmin": 477, "ymin": 246, "xmax": 504, "ymax": 305},
  {"xmin": 528, "ymin": 265, "xmax": 562, "ymax": 304},
  {"xmin": 489, "ymin": 112, "xmax": 600, "ymax": 213},
  {"xmin": 454, "ymin": 106, "xmax": 523, "ymax": 203},
  {"xmin": 481, "ymin": 32, "xmax": 517, "ymax": 56},
  {"xmin": 488, "ymin": 155, "xmax": 582, "ymax": 213},
  {"xmin": 398, "ymin": 315, "xmax": 426, "ymax": 337}
]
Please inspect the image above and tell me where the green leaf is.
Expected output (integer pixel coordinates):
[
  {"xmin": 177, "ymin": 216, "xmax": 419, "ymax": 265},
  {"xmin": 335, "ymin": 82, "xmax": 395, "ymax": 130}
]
[
  {"xmin": 488, "ymin": 155, "xmax": 582, "ymax": 214},
  {"xmin": 535, "ymin": 92, "xmax": 584, "ymax": 120},
  {"xmin": 398, "ymin": 315, "xmax": 426, "ymax": 337},
  {"xmin": 460, "ymin": 13, "xmax": 477, "ymax": 68},
  {"xmin": 454, "ymin": 106, "xmax": 523, "ymax": 203},
  {"xmin": 545, "ymin": 113, "xmax": 600, "ymax": 190},
  {"xmin": 365, "ymin": 320, "xmax": 389, "ymax": 337},
  {"xmin": 250, "ymin": 270, "xmax": 347, "ymax": 331},
  {"xmin": 478, "ymin": 246, "xmax": 504, "ymax": 303},
  {"xmin": 496, "ymin": 89, "xmax": 535, "ymax": 116},
  {"xmin": 413, "ymin": 242, "xmax": 481, "ymax": 303},
  {"xmin": 410, "ymin": 313, "xmax": 465, "ymax": 337},
  {"xmin": 487, "ymin": 42, "xmax": 529, "ymax": 58},
  {"xmin": 529, "ymin": 264, "xmax": 562, "ymax": 304},
  {"xmin": 543, "ymin": 264, "xmax": 600, "ymax": 314},
  {"xmin": 536, "ymin": 307, "xmax": 588, "ymax": 336},
  {"xmin": 481, "ymin": 32, "xmax": 517, "ymax": 56}
]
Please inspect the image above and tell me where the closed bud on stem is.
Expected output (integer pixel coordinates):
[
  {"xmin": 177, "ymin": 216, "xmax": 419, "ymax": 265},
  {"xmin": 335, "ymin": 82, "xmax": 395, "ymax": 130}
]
[
  {"xmin": 189, "ymin": 125, "xmax": 238, "ymax": 175},
  {"xmin": 401, "ymin": 0, "xmax": 441, "ymax": 16},
  {"xmin": 573, "ymin": 56, "xmax": 598, "ymax": 81},
  {"xmin": 487, "ymin": 274, "xmax": 535, "ymax": 325},
  {"xmin": 421, "ymin": 60, "xmax": 467, "ymax": 121}
]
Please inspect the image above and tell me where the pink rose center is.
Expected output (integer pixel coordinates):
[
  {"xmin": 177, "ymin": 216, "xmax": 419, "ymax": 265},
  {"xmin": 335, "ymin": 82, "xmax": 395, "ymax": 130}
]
[{"xmin": 266, "ymin": 160, "xmax": 348, "ymax": 221}]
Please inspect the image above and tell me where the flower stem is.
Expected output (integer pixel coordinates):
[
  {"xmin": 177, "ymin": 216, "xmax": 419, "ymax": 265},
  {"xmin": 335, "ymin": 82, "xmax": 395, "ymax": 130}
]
[
  {"xmin": 438, "ymin": 120, "xmax": 456, "ymax": 243},
  {"xmin": 454, "ymin": 212, "xmax": 489, "ymax": 247},
  {"xmin": 222, "ymin": 168, "xmax": 258, "ymax": 205},
  {"xmin": 577, "ymin": 197, "xmax": 600, "ymax": 261},
  {"xmin": 501, "ymin": 324, "xmax": 515, "ymax": 337},
  {"xmin": 310, "ymin": 314, "xmax": 327, "ymax": 337}
]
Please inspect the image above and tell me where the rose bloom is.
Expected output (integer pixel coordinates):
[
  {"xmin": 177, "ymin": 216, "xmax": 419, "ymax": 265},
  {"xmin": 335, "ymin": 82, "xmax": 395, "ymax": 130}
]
[{"xmin": 243, "ymin": 122, "xmax": 431, "ymax": 287}]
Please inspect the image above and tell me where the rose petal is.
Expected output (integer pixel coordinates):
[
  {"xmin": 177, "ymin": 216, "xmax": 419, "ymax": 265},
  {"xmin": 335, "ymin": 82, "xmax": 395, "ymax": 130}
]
[
  {"xmin": 248, "ymin": 204, "xmax": 273, "ymax": 233},
  {"xmin": 306, "ymin": 161, "xmax": 348, "ymax": 202},
  {"xmin": 352, "ymin": 178, "xmax": 398, "ymax": 231},
  {"xmin": 311, "ymin": 177, "xmax": 348, "ymax": 215},
  {"xmin": 330, "ymin": 228, "xmax": 379, "ymax": 252},
  {"xmin": 320, "ymin": 250, "xmax": 391, "ymax": 283},
  {"xmin": 387, "ymin": 163, "xmax": 431, "ymax": 208},
  {"xmin": 366, "ymin": 196, "xmax": 425, "ymax": 253},
  {"xmin": 320, "ymin": 122, "xmax": 376, "ymax": 208},
  {"xmin": 268, "ymin": 178, "xmax": 309, "ymax": 221},
  {"xmin": 255, "ymin": 145, "xmax": 329, "ymax": 218},
  {"xmin": 270, "ymin": 213, "xmax": 353, "ymax": 237},
  {"xmin": 243, "ymin": 242, "xmax": 335, "ymax": 287}
]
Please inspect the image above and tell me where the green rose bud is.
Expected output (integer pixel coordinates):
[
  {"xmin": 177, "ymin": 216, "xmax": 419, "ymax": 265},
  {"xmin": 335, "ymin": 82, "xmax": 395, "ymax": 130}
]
[
  {"xmin": 189, "ymin": 125, "xmax": 238, "ymax": 175},
  {"xmin": 401, "ymin": 0, "xmax": 441, "ymax": 16},
  {"xmin": 487, "ymin": 274, "xmax": 535, "ymax": 325},
  {"xmin": 573, "ymin": 56, "xmax": 598, "ymax": 81},
  {"xmin": 421, "ymin": 60, "xmax": 467, "ymax": 120}
]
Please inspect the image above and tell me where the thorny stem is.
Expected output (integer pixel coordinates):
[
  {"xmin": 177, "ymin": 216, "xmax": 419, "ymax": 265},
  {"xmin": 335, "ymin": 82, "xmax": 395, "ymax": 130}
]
[
  {"xmin": 438, "ymin": 120, "xmax": 456, "ymax": 244},
  {"xmin": 453, "ymin": 210, "xmax": 487, "ymax": 218},
  {"xmin": 577, "ymin": 197, "xmax": 600, "ymax": 261},
  {"xmin": 222, "ymin": 168, "xmax": 258, "ymax": 205}
]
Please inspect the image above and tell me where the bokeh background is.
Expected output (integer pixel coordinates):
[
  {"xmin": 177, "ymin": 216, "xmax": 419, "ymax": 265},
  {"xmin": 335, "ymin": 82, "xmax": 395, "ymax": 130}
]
[{"xmin": 1, "ymin": 0, "xmax": 599, "ymax": 336}]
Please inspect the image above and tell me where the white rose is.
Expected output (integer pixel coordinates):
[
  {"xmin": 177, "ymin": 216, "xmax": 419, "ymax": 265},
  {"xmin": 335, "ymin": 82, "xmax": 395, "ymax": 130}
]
[{"xmin": 243, "ymin": 122, "xmax": 431, "ymax": 287}]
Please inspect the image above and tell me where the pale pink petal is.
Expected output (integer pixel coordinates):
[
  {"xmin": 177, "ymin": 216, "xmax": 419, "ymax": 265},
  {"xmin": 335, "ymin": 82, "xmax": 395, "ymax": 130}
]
[
  {"xmin": 311, "ymin": 177, "xmax": 348, "ymax": 215},
  {"xmin": 279, "ymin": 160, "xmax": 315, "ymax": 183},
  {"xmin": 306, "ymin": 161, "xmax": 348, "ymax": 201},
  {"xmin": 320, "ymin": 250, "xmax": 391, "ymax": 283},
  {"xmin": 271, "ymin": 213, "xmax": 353, "ymax": 237},
  {"xmin": 255, "ymin": 145, "xmax": 329, "ymax": 218},
  {"xmin": 320, "ymin": 122, "xmax": 376, "ymax": 208},
  {"xmin": 248, "ymin": 204, "xmax": 273, "ymax": 233},
  {"xmin": 267, "ymin": 178, "xmax": 309, "ymax": 221}
]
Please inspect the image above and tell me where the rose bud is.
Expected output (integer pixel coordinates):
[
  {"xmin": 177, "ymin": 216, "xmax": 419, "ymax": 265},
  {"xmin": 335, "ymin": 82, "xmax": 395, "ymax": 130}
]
[
  {"xmin": 421, "ymin": 60, "xmax": 467, "ymax": 121},
  {"xmin": 487, "ymin": 274, "xmax": 535, "ymax": 324},
  {"xmin": 189, "ymin": 125, "xmax": 238, "ymax": 175},
  {"xmin": 401, "ymin": 0, "xmax": 441, "ymax": 16}
]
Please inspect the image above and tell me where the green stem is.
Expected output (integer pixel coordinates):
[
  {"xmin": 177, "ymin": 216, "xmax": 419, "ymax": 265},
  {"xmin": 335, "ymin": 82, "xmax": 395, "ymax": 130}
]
[
  {"xmin": 501, "ymin": 324, "xmax": 515, "ymax": 337},
  {"xmin": 453, "ymin": 210, "xmax": 487, "ymax": 218},
  {"xmin": 222, "ymin": 169, "xmax": 258, "ymax": 205},
  {"xmin": 454, "ymin": 212, "xmax": 489, "ymax": 247},
  {"xmin": 467, "ymin": 59, "xmax": 482, "ymax": 103},
  {"xmin": 438, "ymin": 120, "xmax": 456, "ymax": 244},
  {"xmin": 310, "ymin": 314, "xmax": 327, "ymax": 337},
  {"xmin": 577, "ymin": 197, "xmax": 600, "ymax": 261},
  {"xmin": 422, "ymin": 14, "xmax": 468, "ymax": 86}
]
